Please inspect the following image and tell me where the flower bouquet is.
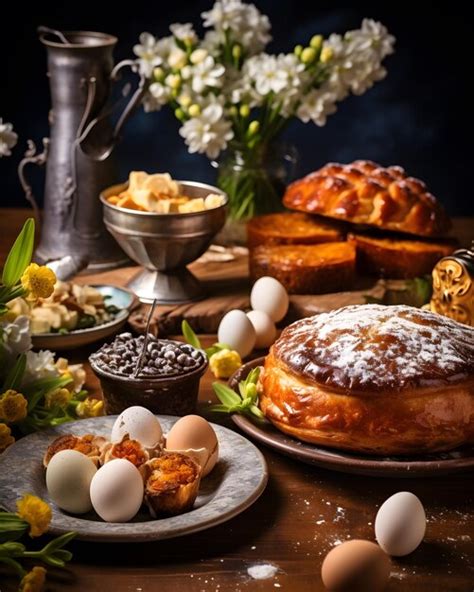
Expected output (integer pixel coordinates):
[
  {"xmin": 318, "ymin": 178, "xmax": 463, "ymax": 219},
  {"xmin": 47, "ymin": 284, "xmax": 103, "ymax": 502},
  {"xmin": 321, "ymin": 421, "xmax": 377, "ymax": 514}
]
[
  {"xmin": 133, "ymin": 0, "xmax": 395, "ymax": 220},
  {"xmin": 0, "ymin": 219, "xmax": 102, "ymax": 455}
]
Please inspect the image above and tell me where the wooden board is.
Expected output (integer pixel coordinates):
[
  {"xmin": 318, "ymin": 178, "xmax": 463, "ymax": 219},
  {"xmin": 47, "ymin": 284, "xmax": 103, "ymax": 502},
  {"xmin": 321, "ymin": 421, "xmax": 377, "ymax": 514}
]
[{"xmin": 76, "ymin": 253, "xmax": 390, "ymax": 335}]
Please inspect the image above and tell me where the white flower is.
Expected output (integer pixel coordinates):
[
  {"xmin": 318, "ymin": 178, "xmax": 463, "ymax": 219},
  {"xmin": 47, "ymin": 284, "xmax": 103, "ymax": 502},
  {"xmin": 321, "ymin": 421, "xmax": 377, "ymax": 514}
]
[
  {"xmin": 22, "ymin": 350, "xmax": 59, "ymax": 385},
  {"xmin": 0, "ymin": 316, "xmax": 32, "ymax": 360},
  {"xmin": 247, "ymin": 54, "xmax": 287, "ymax": 95},
  {"xmin": 168, "ymin": 46, "xmax": 188, "ymax": 70},
  {"xmin": 170, "ymin": 22, "xmax": 198, "ymax": 45},
  {"xmin": 190, "ymin": 56, "xmax": 225, "ymax": 93},
  {"xmin": 0, "ymin": 119, "xmax": 18, "ymax": 157},
  {"xmin": 297, "ymin": 89, "xmax": 338, "ymax": 126},
  {"xmin": 179, "ymin": 102, "xmax": 234, "ymax": 159},
  {"xmin": 133, "ymin": 33, "xmax": 173, "ymax": 78},
  {"xmin": 202, "ymin": 0, "xmax": 271, "ymax": 55},
  {"xmin": 143, "ymin": 82, "xmax": 171, "ymax": 112}
]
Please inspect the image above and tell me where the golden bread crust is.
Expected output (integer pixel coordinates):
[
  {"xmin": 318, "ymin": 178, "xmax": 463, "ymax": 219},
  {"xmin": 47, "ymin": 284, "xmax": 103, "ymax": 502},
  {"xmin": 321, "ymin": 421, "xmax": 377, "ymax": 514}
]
[
  {"xmin": 348, "ymin": 233, "xmax": 456, "ymax": 278},
  {"xmin": 259, "ymin": 305, "xmax": 474, "ymax": 454},
  {"xmin": 247, "ymin": 212, "xmax": 344, "ymax": 248},
  {"xmin": 249, "ymin": 242, "xmax": 355, "ymax": 294},
  {"xmin": 283, "ymin": 160, "xmax": 450, "ymax": 237}
]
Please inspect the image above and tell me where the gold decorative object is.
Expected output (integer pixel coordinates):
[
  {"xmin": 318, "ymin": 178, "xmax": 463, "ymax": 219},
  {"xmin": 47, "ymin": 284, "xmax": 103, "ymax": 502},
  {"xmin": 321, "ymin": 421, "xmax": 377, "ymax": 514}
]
[{"xmin": 431, "ymin": 243, "xmax": 474, "ymax": 326}]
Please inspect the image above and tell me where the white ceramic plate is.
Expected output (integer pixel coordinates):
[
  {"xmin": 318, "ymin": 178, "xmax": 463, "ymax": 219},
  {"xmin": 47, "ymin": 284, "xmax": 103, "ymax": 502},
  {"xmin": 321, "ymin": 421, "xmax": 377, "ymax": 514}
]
[
  {"xmin": 31, "ymin": 285, "xmax": 136, "ymax": 350},
  {"xmin": 0, "ymin": 416, "xmax": 268, "ymax": 542}
]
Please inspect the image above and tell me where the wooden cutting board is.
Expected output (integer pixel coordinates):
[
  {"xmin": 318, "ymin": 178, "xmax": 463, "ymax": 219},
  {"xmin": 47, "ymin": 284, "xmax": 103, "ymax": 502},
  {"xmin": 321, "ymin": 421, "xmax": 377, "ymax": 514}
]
[{"xmin": 78, "ymin": 252, "xmax": 392, "ymax": 335}]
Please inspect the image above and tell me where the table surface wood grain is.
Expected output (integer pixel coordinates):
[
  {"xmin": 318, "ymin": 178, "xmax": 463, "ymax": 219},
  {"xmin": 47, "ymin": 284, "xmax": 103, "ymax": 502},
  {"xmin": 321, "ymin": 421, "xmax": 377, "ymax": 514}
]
[{"xmin": 0, "ymin": 208, "xmax": 473, "ymax": 592}]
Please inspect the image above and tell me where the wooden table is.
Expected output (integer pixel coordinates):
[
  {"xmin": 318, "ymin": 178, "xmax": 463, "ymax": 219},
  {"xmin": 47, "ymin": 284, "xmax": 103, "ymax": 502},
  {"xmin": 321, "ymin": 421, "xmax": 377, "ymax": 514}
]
[{"xmin": 1, "ymin": 209, "xmax": 473, "ymax": 592}]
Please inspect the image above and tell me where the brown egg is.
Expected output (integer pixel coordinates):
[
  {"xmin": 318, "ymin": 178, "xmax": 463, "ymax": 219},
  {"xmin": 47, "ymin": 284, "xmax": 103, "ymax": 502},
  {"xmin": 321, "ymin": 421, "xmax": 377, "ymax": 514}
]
[
  {"xmin": 165, "ymin": 415, "xmax": 219, "ymax": 477},
  {"xmin": 321, "ymin": 540, "xmax": 391, "ymax": 592}
]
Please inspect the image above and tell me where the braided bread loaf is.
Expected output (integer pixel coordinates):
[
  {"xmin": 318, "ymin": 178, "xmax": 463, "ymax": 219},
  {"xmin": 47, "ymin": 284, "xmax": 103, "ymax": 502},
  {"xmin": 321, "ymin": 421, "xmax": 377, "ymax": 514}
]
[{"xmin": 283, "ymin": 160, "xmax": 450, "ymax": 237}]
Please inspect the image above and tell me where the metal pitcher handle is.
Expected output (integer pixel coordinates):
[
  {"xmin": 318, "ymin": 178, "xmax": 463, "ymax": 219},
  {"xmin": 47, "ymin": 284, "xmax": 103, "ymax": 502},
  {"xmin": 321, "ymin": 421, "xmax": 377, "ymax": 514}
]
[
  {"xmin": 17, "ymin": 138, "xmax": 50, "ymax": 228},
  {"xmin": 110, "ymin": 59, "xmax": 147, "ymax": 142}
]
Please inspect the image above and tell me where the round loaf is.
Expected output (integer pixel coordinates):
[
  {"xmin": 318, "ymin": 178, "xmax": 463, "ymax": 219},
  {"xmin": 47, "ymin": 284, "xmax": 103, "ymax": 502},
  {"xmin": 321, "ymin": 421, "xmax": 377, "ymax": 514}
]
[
  {"xmin": 259, "ymin": 304, "xmax": 474, "ymax": 454},
  {"xmin": 283, "ymin": 160, "xmax": 451, "ymax": 238}
]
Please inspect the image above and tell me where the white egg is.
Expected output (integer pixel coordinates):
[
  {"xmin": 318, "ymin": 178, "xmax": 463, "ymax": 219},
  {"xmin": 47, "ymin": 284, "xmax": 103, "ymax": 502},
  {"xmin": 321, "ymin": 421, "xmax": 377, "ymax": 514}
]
[
  {"xmin": 90, "ymin": 458, "xmax": 144, "ymax": 522},
  {"xmin": 46, "ymin": 449, "xmax": 97, "ymax": 514},
  {"xmin": 111, "ymin": 406, "xmax": 162, "ymax": 448},
  {"xmin": 250, "ymin": 276, "xmax": 289, "ymax": 322},
  {"xmin": 217, "ymin": 309, "xmax": 256, "ymax": 358},
  {"xmin": 246, "ymin": 310, "xmax": 277, "ymax": 349},
  {"xmin": 375, "ymin": 491, "xmax": 426, "ymax": 556}
]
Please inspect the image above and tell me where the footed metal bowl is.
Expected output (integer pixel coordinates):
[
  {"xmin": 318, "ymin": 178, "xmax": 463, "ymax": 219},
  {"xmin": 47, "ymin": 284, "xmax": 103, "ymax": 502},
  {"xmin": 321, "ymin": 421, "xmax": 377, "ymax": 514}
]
[{"xmin": 101, "ymin": 181, "xmax": 227, "ymax": 303}]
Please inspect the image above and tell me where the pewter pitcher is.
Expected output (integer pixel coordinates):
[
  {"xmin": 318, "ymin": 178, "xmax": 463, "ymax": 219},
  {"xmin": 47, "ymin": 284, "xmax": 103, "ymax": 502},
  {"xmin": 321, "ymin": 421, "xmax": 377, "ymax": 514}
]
[{"xmin": 19, "ymin": 28, "xmax": 146, "ymax": 270}]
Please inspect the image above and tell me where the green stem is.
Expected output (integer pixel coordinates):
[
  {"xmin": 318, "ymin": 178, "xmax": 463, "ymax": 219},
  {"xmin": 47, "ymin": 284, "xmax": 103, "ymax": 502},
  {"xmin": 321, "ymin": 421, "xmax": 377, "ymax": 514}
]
[{"xmin": 0, "ymin": 555, "xmax": 26, "ymax": 577}]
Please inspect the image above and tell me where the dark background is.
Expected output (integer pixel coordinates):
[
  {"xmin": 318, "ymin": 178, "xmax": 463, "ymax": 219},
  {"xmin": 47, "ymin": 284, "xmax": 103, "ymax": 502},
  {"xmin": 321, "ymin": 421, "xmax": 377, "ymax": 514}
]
[{"xmin": 1, "ymin": 2, "xmax": 472, "ymax": 216}]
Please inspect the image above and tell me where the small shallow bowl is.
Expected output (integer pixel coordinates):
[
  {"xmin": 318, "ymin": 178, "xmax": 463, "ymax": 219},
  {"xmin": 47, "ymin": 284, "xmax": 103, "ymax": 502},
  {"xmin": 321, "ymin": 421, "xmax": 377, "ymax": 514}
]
[
  {"xmin": 31, "ymin": 285, "xmax": 137, "ymax": 351},
  {"xmin": 89, "ymin": 341, "xmax": 208, "ymax": 415}
]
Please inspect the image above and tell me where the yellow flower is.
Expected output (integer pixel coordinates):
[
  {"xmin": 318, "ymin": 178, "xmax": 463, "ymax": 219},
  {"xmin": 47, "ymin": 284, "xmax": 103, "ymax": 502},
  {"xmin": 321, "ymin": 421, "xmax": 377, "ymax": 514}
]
[
  {"xmin": 0, "ymin": 422, "xmax": 15, "ymax": 452},
  {"xmin": 21, "ymin": 263, "xmax": 56, "ymax": 299},
  {"xmin": 45, "ymin": 388, "xmax": 72, "ymax": 409},
  {"xmin": 16, "ymin": 494, "xmax": 52, "ymax": 537},
  {"xmin": 209, "ymin": 349, "xmax": 242, "ymax": 379},
  {"xmin": 56, "ymin": 358, "xmax": 86, "ymax": 392},
  {"xmin": 0, "ymin": 389, "xmax": 28, "ymax": 423},
  {"xmin": 20, "ymin": 566, "xmax": 47, "ymax": 592},
  {"xmin": 76, "ymin": 397, "xmax": 104, "ymax": 418}
]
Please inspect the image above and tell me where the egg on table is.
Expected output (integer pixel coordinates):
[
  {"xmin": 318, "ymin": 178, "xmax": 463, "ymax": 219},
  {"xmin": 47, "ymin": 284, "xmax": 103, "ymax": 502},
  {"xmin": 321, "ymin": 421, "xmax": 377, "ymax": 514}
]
[
  {"xmin": 111, "ymin": 406, "xmax": 163, "ymax": 450},
  {"xmin": 321, "ymin": 539, "xmax": 391, "ymax": 592},
  {"xmin": 246, "ymin": 310, "xmax": 277, "ymax": 349},
  {"xmin": 166, "ymin": 415, "xmax": 219, "ymax": 478},
  {"xmin": 217, "ymin": 309, "xmax": 256, "ymax": 358},
  {"xmin": 90, "ymin": 458, "xmax": 144, "ymax": 522},
  {"xmin": 250, "ymin": 276, "xmax": 289, "ymax": 323},
  {"xmin": 46, "ymin": 449, "xmax": 97, "ymax": 514},
  {"xmin": 375, "ymin": 491, "xmax": 426, "ymax": 556}
]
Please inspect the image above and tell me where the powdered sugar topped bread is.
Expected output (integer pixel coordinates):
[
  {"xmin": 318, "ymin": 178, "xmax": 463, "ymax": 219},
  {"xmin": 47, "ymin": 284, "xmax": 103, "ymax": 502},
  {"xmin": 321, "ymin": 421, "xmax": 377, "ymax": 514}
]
[
  {"xmin": 273, "ymin": 304, "xmax": 474, "ymax": 393},
  {"xmin": 259, "ymin": 304, "xmax": 474, "ymax": 454}
]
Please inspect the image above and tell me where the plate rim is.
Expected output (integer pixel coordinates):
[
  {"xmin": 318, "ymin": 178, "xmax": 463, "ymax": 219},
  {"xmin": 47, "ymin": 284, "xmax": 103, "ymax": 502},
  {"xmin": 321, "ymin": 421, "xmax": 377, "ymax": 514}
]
[
  {"xmin": 0, "ymin": 415, "xmax": 268, "ymax": 542},
  {"xmin": 230, "ymin": 357, "xmax": 474, "ymax": 478}
]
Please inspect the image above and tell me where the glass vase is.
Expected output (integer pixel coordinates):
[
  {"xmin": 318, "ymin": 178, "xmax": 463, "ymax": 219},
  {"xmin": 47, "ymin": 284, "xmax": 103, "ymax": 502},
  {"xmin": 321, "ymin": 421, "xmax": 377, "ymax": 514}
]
[{"xmin": 215, "ymin": 142, "xmax": 298, "ymax": 223}]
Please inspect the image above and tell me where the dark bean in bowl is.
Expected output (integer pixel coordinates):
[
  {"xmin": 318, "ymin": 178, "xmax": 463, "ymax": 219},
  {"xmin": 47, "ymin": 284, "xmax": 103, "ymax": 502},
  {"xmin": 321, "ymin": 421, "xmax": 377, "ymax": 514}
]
[{"xmin": 89, "ymin": 333, "xmax": 208, "ymax": 415}]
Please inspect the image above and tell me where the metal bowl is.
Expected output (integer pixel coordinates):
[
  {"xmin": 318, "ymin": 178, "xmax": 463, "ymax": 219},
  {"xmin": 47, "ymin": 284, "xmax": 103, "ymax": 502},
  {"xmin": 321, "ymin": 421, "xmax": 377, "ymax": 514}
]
[{"xmin": 101, "ymin": 181, "xmax": 228, "ymax": 303}]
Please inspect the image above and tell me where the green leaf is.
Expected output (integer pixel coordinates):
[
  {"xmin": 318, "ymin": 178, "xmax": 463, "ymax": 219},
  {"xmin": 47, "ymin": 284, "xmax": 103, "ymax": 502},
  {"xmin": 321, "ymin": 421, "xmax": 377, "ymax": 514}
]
[
  {"xmin": 249, "ymin": 404, "xmax": 265, "ymax": 419},
  {"xmin": 209, "ymin": 404, "xmax": 232, "ymax": 413},
  {"xmin": 1, "ymin": 218, "xmax": 35, "ymax": 287},
  {"xmin": 181, "ymin": 320, "xmax": 202, "ymax": 349},
  {"xmin": 204, "ymin": 342, "xmax": 232, "ymax": 358},
  {"xmin": 2, "ymin": 353, "xmax": 26, "ymax": 390},
  {"xmin": 212, "ymin": 382, "xmax": 242, "ymax": 407}
]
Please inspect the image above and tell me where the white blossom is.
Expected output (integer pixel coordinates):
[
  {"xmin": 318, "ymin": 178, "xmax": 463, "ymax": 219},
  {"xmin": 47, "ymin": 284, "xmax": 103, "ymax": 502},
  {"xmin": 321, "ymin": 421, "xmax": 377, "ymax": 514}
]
[
  {"xmin": 179, "ymin": 102, "xmax": 234, "ymax": 159},
  {"xmin": 190, "ymin": 55, "xmax": 225, "ymax": 94},
  {"xmin": 133, "ymin": 33, "xmax": 173, "ymax": 78},
  {"xmin": 297, "ymin": 88, "xmax": 338, "ymax": 126},
  {"xmin": 0, "ymin": 119, "xmax": 18, "ymax": 157},
  {"xmin": 202, "ymin": 0, "xmax": 271, "ymax": 55},
  {"xmin": 167, "ymin": 46, "xmax": 188, "ymax": 70},
  {"xmin": 143, "ymin": 82, "xmax": 171, "ymax": 112},
  {"xmin": 190, "ymin": 48, "xmax": 209, "ymax": 65},
  {"xmin": 170, "ymin": 22, "xmax": 198, "ymax": 46},
  {"xmin": 0, "ymin": 316, "xmax": 31, "ymax": 360},
  {"xmin": 23, "ymin": 350, "xmax": 59, "ymax": 385}
]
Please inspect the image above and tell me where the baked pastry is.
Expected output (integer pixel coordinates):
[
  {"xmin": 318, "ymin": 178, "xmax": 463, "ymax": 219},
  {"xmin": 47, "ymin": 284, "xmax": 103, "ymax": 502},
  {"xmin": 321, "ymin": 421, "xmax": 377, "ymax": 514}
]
[
  {"xmin": 140, "ymin": 452, "xmax": 201, "ymax": 516},
  {"xmin": 249, "ymin": 242, "xmax": 355, "ymax": 294},
  {"xmin": 101, "ymin": 435, "xmax": 150, "ymax": 468},
  {"xmin": 43, "ymin": 434, "xmax": 109, "ymax": 467},
  {"xmin": 283, "ymin": 160, "xmax": 450, "ymax": 238},
  {"xmin": 348, "ymin": 233, "xmax": 456, "ymax": 278},
  {"xmin": 259, "ymin": 304, "xmax": 474, "ymax": 455},
  {"xmin": 247, "ymin": 212, "xmax": 344, "ymax": 249}
]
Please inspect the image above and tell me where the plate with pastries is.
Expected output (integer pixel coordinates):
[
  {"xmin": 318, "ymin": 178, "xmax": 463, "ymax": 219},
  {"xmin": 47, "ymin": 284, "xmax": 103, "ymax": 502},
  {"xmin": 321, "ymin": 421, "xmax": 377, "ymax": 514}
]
[
  {"xmin": 247, "ymin": 159, "xmax": 459, "ymax": 295},
  {"xmin": 0, "ymin": 408, "xmax": 267, "ymax": 541},
  {"xmin": 230, "ymin": 303, "xmax": 474, "ymax": 478}
]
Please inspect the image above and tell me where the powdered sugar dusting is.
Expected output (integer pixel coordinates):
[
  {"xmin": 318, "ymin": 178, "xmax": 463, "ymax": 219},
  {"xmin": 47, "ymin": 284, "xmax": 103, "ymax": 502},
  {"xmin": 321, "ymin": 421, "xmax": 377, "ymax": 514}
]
[{"xmin": 274, "ymin": 305, "xmax": 474, "ymax": 392}]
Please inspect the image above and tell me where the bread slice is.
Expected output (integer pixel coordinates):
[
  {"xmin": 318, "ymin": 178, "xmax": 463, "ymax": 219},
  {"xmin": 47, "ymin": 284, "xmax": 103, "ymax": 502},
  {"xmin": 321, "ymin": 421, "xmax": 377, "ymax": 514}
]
[
  {"xmin": 249, "ymin": 242, "xmax": 356, "ymax": 294},
  {"xmin": 247, "ymin": 212, "xmax": 344, "ymax": 249},
  {"xmin": 348, "ymin": 233, "xmax": 456, "ymax": 278}
]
